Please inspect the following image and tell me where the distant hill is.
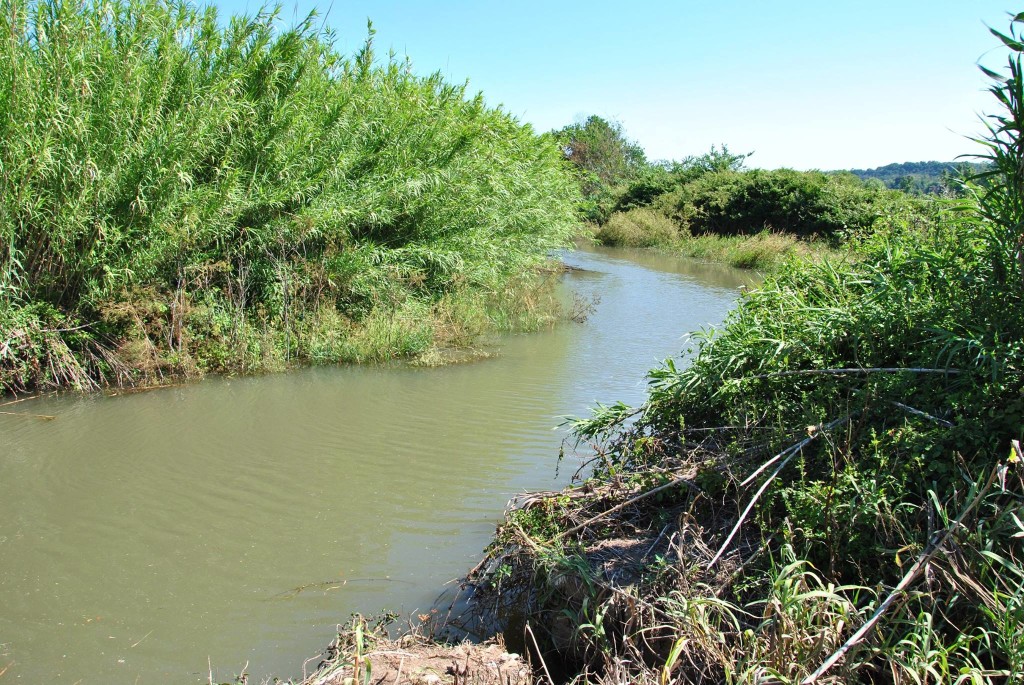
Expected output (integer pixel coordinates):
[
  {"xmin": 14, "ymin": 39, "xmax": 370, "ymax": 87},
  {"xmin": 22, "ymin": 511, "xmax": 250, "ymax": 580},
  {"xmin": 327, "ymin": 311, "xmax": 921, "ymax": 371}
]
[{"xmin": 845, "ymin": 160, "xmax": 988, "ymax": 195}]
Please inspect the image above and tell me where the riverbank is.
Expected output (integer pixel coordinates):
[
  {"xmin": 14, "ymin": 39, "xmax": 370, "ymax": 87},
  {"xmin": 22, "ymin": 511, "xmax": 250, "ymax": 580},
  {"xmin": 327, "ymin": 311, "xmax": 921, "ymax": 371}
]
[
  {"xmin": 293, "ymin": 199, "xmax": 1024, "ymax": 684},
  {"xmin": 0, "ymin": 267, "xmax": 576, "ymax": 399},
  {"xmin": 592, "ymin": 215, "xmax": 842, "ymax": 271},
  {"xmin": 299, "ymin": 629, "xmax": 532, "ymax": 685},
  {"xmin": 1, "ymin": 265, "xmax": 573, "ymax": 395}
]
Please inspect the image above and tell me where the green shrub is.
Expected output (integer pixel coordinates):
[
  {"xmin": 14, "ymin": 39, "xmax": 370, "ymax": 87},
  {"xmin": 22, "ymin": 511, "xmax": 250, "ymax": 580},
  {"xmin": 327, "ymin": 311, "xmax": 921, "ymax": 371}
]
[
  {"xmin": 595, "ymin": 207, "xmax": 678, "ymax": 247},
  {"xmin": 658, "ymin": 168, "xmax": 924, "ymax": 238}
]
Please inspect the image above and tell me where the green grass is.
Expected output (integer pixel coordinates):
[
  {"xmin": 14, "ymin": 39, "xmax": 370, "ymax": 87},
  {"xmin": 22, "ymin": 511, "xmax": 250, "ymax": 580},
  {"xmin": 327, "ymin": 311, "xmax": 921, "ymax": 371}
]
[
  {"xmin": 667, "ymin": 228, "xmax": 837, "ymax": 270},
  {"xmin": 0, "ymin": 0, "xmax": 579, "ymax": 391},
  {"xmin": 595, "ymin": 207, "xmax": 679, "ymax": 248},
  {"xmin": 593, "ymin": 206, "xmax": 842, "ymax": 271}
]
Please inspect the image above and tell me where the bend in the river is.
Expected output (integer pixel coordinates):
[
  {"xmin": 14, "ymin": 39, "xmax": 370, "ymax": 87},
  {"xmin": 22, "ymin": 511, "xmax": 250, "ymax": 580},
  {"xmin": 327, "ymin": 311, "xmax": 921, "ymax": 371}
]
[{"xmin": 0, "ymin": 245, "xmax": 758, "ymax": 683}]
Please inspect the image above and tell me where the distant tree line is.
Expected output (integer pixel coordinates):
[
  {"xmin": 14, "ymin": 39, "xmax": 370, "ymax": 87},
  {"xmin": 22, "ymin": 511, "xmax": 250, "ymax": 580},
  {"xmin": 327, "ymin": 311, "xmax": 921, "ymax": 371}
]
[
  {"xmin": 847, "ymin": 160, "xmax": 988, "ymax": 196},
  {"xmin": 552, "ymin": 115, "xmax": 927, "ymax": 247}
]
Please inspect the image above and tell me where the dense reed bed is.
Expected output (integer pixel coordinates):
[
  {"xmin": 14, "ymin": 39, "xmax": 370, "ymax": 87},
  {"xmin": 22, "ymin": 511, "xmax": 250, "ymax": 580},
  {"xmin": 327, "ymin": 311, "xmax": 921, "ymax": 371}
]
[
  {"xmin": 0, "ymin": 0, "xmax": 578, "ymax": 392},
  {"xmin": 596, "ymin": 207, "xmax": 841, "ymax": 271}
]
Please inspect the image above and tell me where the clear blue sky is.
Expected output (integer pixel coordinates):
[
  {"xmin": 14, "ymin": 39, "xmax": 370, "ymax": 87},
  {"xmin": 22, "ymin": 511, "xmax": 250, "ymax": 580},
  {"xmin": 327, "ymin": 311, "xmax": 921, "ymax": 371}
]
[{"xmin": 213, "ymin": 0, "xmax": 1014, "ymax": 170}]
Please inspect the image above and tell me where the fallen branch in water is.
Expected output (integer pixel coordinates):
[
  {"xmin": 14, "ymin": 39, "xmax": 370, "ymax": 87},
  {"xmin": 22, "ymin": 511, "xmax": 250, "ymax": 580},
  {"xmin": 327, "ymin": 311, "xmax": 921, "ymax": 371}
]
[
  {"xmin": 129, "ymin": 630, "xmax": 154, "ymax": 649},
  {"xmin": 106, "ymin": 382, "xmax": 189, "ymax": 396},
  {"xmin": 0, "ymin": 410, "xmax": 55, "ymax": 420},
  {"xmin": 272, "ymin": 577, "xmax": 413, "ymax": 599},
  {"xmin": 0, "ymin": 393, "xmax": 53, "ymax": 408}
]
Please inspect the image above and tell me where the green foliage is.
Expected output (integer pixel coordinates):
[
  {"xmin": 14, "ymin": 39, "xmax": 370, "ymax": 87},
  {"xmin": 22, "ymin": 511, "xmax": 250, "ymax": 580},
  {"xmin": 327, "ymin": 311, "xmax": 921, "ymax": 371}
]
[
  {"xmin": 553, "ymin": 115, "xmax": 646, "ymax": 223},
  {"xmin": 0, "ymin": 0, "xmax": 579, "ymax": 391},
  {"xmin": 611, "ymin": 164, "xmax": 677, "ymax": 213},
  {"xmin": 636, "ymin": 212, "xmax": 1024, "ymax": 524},
  {"xmin": 658, "ymin": 168, "xmax": 924, "ymax": 238},
  {"xmin": 680, "ymin": 143, "xmax": 752, "ymax": 177},
  {"xmin": 605, "ymin": 145, "xmax": 749, "ymax": 215},
  {"xmin": 556, "ymin": 13, "xmax": 1024, "ymax": 682},
  {"xmin": 509, "ymin": 496, "xmax": 572, "ymax": 542}
]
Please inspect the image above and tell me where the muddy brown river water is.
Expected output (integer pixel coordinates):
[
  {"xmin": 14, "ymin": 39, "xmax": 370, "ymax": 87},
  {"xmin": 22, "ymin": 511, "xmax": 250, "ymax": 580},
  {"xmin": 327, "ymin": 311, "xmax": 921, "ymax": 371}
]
[{"xmin": 0, "ymin": 245, "xmax": 757, "ymax": 683}]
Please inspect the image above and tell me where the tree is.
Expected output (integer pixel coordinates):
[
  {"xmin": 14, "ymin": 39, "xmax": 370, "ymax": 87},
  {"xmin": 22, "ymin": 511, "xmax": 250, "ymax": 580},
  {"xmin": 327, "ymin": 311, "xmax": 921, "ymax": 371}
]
[
  {"xmin": 554, "ymin": 115, "xmax": 646, "ymax": 197},
  {"xmin": 683, "ymin": 144, "xmax": 750, "ymax": 175}
]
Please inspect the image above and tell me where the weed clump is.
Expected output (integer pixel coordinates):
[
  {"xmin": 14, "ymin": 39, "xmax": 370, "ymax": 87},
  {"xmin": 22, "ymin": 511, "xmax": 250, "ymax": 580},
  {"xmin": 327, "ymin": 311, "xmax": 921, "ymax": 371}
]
[{"xmin": 596, "ymin": 208, "xmax": 678, "ymax": 248}]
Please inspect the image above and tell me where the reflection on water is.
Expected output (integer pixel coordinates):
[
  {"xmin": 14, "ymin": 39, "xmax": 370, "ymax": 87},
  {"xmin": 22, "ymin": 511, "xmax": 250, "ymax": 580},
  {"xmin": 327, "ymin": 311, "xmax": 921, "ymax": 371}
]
[{"xmin": 0, "ymin": 246, "xmax": 756, "ymax": 683}]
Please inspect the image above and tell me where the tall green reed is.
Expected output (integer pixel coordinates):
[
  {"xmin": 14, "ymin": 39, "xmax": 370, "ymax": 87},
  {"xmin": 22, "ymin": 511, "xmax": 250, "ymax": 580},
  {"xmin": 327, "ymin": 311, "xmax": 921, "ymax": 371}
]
[
  {"xmin": 0, "ymin": 0, "xmax": 578, "ymax": 389},
  {"xmin": 974, "ymin": 12, "xmax": 1024, "ymax": 287}
]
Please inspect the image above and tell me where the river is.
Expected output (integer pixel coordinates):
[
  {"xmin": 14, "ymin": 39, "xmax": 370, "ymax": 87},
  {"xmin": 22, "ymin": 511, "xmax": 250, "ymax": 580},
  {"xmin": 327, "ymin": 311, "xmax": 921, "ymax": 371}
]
[{"xmin": 0, "ymin": 245, "xmax": 757, "ymax": 683}]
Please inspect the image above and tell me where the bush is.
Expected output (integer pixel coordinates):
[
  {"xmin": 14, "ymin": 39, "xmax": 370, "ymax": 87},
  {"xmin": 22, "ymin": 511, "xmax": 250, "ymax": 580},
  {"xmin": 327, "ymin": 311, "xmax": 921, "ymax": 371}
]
[
  {"xmin": 659, "ymin": 168, "xmax": 924, "ymax": 238},
  {"xmin": 594, "ymin": 207, "xmax": 678, "ymax": 247}
]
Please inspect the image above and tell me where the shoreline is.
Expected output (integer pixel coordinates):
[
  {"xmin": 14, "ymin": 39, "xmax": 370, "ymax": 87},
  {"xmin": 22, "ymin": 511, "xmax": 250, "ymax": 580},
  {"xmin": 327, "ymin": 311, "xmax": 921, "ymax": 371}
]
[{"xmin": 0, "ymin": 266, "xmax": 573, "ymax": 399}]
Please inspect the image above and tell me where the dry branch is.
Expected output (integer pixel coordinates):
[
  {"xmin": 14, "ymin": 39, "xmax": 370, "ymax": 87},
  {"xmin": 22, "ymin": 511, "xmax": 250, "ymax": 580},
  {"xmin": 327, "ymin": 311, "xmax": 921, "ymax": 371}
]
[
  {"xmin": 711, "ymin": 414, "xmax": 853, "ymax": 568},
  {"xmin": 554, "ymin": 471, "xmax": 698, "ymax": 541},
  {"xmin": 749, "ymin": 367, "xmax": 961, "ymax": 381},
  {"xmin": 890, "ymin": 401, "xmax": 954, "ymax": 427},
  {"xmin": 802, "ymin": 464, "xmax": 1000, "ymax": 683}
]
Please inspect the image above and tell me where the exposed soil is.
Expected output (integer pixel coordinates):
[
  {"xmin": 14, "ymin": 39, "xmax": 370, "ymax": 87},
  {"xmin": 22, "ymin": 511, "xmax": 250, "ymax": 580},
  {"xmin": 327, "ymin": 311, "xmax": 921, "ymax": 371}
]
[{"xmin": 301, "ymin": 636, "xmax": 531, "ymax": 685}]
